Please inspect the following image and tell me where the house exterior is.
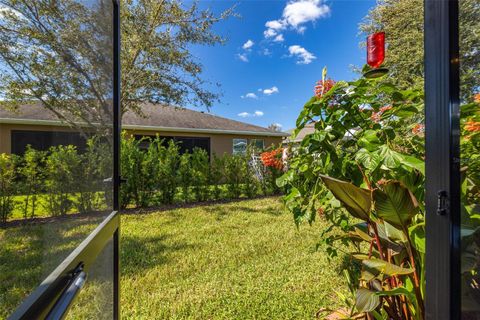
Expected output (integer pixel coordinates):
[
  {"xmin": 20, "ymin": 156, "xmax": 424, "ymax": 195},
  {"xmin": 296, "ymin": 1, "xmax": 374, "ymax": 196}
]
[
  {"xmin": 0, "ymin": 103, "xmax": 288, "ymax": 156},
  {"xmin": 283, "ymin": 123, "xmax": 316, "ymax": 145}
]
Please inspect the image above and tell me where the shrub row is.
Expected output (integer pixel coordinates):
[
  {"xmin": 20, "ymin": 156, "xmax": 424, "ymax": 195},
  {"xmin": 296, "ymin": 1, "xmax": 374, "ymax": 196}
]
[
  {"xmin": 0, "ymin": 135, "xmax": 282, "ymax": 223},
  {"xmin": 119, "ymin": 135, "xmax": 282, "ymax": 209}
]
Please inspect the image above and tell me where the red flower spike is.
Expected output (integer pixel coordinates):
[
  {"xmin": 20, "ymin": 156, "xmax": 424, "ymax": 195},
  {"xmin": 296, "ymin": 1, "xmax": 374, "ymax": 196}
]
[{"xmin": 367, "ymin": 32, "xmax": 385, "ymax": 69}]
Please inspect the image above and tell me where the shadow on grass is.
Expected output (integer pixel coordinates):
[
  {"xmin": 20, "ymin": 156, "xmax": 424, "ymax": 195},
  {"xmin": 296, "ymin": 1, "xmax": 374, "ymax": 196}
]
[
  {"xmin": 120, "ymin": 234, "xmax": 195, "ymax": 276},
  {"xmin": 0, "ymin": 216, "xmax": 102, "ymax": 318}
]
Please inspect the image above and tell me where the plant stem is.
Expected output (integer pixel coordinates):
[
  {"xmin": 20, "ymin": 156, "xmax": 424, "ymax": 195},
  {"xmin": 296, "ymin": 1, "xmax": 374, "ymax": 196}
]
[{"xmin": 370, "ymin": 222, "xmax": 386, "ymax": 261}]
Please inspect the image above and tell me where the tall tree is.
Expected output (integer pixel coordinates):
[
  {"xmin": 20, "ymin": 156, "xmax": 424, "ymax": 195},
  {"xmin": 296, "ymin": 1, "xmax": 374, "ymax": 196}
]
[
  {"xmin": 360, "ymin": 0, "xmax": 479, "ymax": 100},
  {"xmin": 0, "ymin": 0, "xmax": 233, "ymax": 129}
]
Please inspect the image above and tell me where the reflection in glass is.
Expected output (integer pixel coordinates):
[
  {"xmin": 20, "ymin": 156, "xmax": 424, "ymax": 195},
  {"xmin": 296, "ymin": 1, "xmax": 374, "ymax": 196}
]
[{"xmin": 0, "ymin": 0, "xmax": 114, "ymax": 317}]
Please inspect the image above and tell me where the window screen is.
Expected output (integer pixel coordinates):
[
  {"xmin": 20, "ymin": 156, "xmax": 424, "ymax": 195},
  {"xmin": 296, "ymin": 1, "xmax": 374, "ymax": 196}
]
[
  {"xmin": 11, "ymin": 130, "xmax": 88, "ymax": 155},
  {"xmin": 233, "ymin": 138, "xmax": 247, "ymax": 155}
]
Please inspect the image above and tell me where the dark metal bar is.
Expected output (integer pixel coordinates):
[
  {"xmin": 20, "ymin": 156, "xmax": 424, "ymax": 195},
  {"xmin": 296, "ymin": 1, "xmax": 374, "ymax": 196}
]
[
  {"xmin": 8, "ymin": 211, "xmax": 120, "ymax": 320},
  {"xmin": 424, "ymin": 0, "xmax": 460, "ymax": 319},
  {"xmin": 112, "ymin": 1, "xmax": 121, "ymax": 319},
  {"xmin": 45, "ymin": 269, "xmax": 87, "ymax": 320}
]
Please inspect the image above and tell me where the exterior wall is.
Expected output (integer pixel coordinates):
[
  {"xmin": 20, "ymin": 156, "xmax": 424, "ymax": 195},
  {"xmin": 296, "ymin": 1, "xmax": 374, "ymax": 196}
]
[
  {"xmin": 0, "ymin": 123, "xmax": 80, "ymax": 154},
  {"xmin": 127, "ymin": 129, "xmax": 283, "ymax": 156},
  {"xmin": 0, "ymin": 123, "xmax": 284, "ymax": 155}
]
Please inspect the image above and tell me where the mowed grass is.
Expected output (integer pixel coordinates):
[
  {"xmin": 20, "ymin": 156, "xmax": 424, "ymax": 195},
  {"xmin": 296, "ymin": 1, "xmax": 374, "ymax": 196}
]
[
  {"xmin": 0, "ymin": 197, "xmax": 347, "ymax": 319},
  {"xmin": 120, "ymin": 197, "xmax": 347, "ymax": 319}
]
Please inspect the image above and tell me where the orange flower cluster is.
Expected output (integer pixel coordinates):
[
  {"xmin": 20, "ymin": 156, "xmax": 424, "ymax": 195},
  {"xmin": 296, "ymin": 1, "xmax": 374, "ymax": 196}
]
[
  {"xmin": 465, "ymin": 121, "xmax": 480, "ymax": 132},
  {"xmin": 261, "ymin": 148, "xmax": 284, "ymax": 170},
  {"xmin": 370, "ymin": 105, "xmax": 392, "ymax": 123},
  {"xmin": 474, "ymin": 93, "xmax": 480, "ymax": 103},
  {"xmin": 314, "ymin": 78, "xmax": 336, "ymax": 98},
  {"xmin": 412, "ymin": 123, "xmax": 425, "ymax": 135}
]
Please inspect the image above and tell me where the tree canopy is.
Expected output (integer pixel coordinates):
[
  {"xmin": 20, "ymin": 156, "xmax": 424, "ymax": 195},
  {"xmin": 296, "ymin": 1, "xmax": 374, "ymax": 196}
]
[
  {"xmin": 360, "ymin": 0, "xmax": 479, "ymax": 100},
  {"xmin": 0, "ymin": 0, "xmax": 233, "ymax": 128}
]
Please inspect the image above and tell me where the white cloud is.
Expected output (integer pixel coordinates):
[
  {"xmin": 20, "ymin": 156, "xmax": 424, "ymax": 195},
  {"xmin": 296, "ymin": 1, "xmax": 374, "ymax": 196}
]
[
  {"xmin": 263, "ymin": 86, "xmax": 279, "ymax": 95},
  {"xmin": 264, "ymin": 28, "xmax": 278, "ymax": 38},
  {"xmin": 273, "ymin": 34, "xmax": 284, "ymax": 42},
  {"xmin": 265, "ymin": 20, "xmax": 285, "ymax": 30},
  {"xmin": 263, "ymin": 0, "xmax": 330, "ymax": 39},
  {"xmin": 238, "ymin": 110, "xmax": 264, "ymax": 118},
  {"xmin": 241, "ymin": 92, "xmax": 258, "ymax": 99},
  {"xmin": 242, "ymin": 39, "xmax": 254, "ymax": 50},
  {"xmin": 283, "ymin": 0, "xmax": 330, "ymax": 29},
  {"xmin": 237, "ymin": 53, "xmax": 249, "ymax": 62},
  {"xmin": 288, "ymin": 45, "xmax": 316, "ymax": 64}
]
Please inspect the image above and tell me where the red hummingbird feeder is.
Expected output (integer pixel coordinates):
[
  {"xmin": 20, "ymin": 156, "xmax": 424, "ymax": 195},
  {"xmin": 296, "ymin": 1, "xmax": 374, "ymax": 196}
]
[{"xmin": 364, "ymin": 31, "xmax": 388, "ymax": 78}]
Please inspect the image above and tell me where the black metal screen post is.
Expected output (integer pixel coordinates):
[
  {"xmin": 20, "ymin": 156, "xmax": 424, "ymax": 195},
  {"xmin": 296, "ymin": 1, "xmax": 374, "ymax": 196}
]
[
  {"xmin": 112, "ymin": 0, "xmax": 121, "ymax": 319},
  {"xmin": 424, "ymin": 0, "xmax": 461, "ymax": 319}
]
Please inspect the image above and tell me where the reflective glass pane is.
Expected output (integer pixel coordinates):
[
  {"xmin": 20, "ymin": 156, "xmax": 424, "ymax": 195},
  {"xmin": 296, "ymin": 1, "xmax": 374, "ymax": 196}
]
[{"xmin": 0, "ymin": 0, "xmax": 114, "ymax": 317}]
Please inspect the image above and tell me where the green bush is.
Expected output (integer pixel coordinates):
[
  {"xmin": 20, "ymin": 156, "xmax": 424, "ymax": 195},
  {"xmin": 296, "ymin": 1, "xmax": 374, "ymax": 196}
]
[
  {"xmin": 209, "ymin": 154, "xmax": 225, "ymax": 200},
  {"xmin": 73, "ymin": 139, "xmax": 104, "ymax": 214},
  {"xmin": 120, "ymin": 134, "xmax": 146, "ymax": 208},
  {"xmin": 16, "ymin": 147, "xmax": 44, "ymax": 219},
  {"xmin": 178, "ymin": 152, "xmax": 192, "ymax": 203},
  {"xmin": 44, "ymin": 145, "xmax": 79, "ymax": 216},
  {"xmin": 190, "ymin": 148, "xmax": 210, "ymax": 202},
  {"xmin": 0, "ymin": 153, "xmax": 16, "ymax": 223},
  {"xmin": 156, "ymin": 140, "xmax": 180, "ymax": 204},
  {"xmin": 224, "ymin": 154, "xmax": 245, "ymax": 199}
]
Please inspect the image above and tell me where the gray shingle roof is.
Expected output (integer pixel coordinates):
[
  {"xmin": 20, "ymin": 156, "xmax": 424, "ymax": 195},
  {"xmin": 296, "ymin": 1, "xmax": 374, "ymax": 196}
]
[{"xmin": 0, "ymin": 102, "xmax": 288, "ymax": 137}]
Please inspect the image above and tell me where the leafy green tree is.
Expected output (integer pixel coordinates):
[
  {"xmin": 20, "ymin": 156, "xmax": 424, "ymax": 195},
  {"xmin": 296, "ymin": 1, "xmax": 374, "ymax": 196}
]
[
  {"xmin": 0, "ymin": 0, "xmax": 234, "ymax": 127},
  {"xmin": 0, "ymin": 153, "xmax": 16, "ymax": 223},
  {"xmin": 178, "ymin": 152, "xmax": 193, "ymax": 203},
  {"xmin": 17, "ymin": 147, "xmax": 44, "ymax": 219},
  {"xmin": 359, "ymin": 0, "xmax": 479, "ymax": 99},
  {"xmin": 44, "ymin": 145, "xmax": 79, "ymax": 216},
  {"xmin": 190, "ymin": 148, "xmax": 210, "ymax": 202}
]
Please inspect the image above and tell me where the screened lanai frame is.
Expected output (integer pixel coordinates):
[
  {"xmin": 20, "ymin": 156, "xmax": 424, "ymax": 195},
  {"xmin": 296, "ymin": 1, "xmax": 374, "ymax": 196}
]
[
  {"xmin": 4, "ymin": 0, "xmax": 467, "ymax": 318},
  {"xmin": 424, "ymin": 0, "xmax": 463, "ymax": 319},
  {"xmin": 7, "ymin": 0, "xmax": 121, "ymax": 319}
]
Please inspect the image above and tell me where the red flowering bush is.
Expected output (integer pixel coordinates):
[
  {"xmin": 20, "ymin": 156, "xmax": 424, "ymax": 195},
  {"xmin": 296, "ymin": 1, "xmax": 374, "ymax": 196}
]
[
  {"xmin": 314, "ymin": 78, "xmax": 336, "ymax": 98},
  {"xmin": 261, "ymin": 148, "xmax": 283, "ymax": 170}
]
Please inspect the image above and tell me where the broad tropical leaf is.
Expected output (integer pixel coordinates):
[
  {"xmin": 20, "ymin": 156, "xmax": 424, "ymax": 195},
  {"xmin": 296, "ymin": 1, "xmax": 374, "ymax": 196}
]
[
  {"xmin": 320, "ymin": 175, "xmax": 372, "ymax": 221},
  {"xmin": 356, "ymin": 288, "xmax": 380, "ymax": 313},
  {"xmin": 362, "ymin": 258, "xmax": 414, "ymax": 278},
  {"xmin": 373, "ymin": 181, "xmax": 419, "ymax": 230}
]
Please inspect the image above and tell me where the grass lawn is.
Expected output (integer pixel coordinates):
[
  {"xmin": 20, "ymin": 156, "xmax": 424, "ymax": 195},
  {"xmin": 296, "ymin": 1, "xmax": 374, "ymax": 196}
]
[{"xmin": 1, "ymin": 197, "xmax": 347, "ymax": 319}]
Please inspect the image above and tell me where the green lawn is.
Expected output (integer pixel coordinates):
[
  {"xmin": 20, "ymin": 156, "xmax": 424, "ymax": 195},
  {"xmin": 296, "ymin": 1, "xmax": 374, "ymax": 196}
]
[{"xmin": 1, "ymin": 197, "xmax": 347, "ymax": 319}]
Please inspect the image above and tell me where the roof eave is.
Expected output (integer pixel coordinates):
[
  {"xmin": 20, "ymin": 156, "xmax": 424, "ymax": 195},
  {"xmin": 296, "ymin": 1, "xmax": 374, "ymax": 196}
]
[{"xmin": 0, "ymin": 118, "xmax": 290, "ymax": 137}]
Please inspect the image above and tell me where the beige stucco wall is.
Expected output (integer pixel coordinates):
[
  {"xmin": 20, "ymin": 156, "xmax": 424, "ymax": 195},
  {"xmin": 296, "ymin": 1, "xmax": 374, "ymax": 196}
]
[{"xmin": 0, "ymin": 123, "xmax": 284, "ymax": 155}]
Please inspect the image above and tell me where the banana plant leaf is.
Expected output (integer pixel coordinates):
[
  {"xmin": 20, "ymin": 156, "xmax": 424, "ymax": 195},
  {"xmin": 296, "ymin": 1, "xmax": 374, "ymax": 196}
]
[
  {"xmin": 320, "ymin": 174, "xmax": 372, "ymax": 221},
  {"xmin": 373, "ymin": 181, "xmax": 419, "ymax": 230},
  {"xmin": 356, "ymin": 288, "xmax": 380, "ymax": 313}
]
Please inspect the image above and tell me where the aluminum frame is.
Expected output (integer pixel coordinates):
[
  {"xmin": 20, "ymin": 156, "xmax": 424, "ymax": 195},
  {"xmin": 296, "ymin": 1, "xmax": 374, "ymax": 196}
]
[{"xmin": 424, "ymin": 0, "xmax": 461, "ymax": 319}]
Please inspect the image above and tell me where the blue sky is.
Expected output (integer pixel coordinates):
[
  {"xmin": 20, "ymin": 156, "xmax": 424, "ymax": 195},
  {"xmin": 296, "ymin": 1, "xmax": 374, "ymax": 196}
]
[{"xmin": 188, "ymin": 0, "xmax": 376, "ymax": 130}]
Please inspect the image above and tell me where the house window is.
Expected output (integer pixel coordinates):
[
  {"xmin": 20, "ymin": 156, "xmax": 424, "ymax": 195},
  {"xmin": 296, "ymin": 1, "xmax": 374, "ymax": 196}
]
[
  {"xmin": 232, "ymin": 138, "xmax": 247, "ymax": 155},
  {"xmin": 11, "ymin": 130, "xmax": 88, "ymax": 155},
  {"xmin": 134, "ymin": 135, "xmax": 210, "ymax": 155},
  {"xmin": 250, "ymin": 139, "xmax": 264, "ymax": 151}
]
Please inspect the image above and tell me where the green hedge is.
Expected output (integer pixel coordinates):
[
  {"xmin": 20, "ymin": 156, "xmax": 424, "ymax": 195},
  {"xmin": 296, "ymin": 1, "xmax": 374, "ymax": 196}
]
[{"xmin": 0, "ymin": 134, "xmax": 282, "ymax": 223}]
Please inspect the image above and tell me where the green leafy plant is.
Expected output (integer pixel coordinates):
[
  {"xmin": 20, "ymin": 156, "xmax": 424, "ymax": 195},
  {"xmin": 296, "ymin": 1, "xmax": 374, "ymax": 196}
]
[
  {"xmin": 44, "ymin": 145, "xmax": 79, "ymax": 216},
  {"xmin": 17, "ymin": 147, "xmax": 44, "ymax": 219},
  {"xmin": 224, "ymin": 154, "xmax": 245, "ymax": 199},
  {"xmin": 279, "ymin": 67, "xmax": 429, "ymax": 319},
  {"xmin": 190, "ymin": 148, "xmax": 210, "ymax": 202},
  {"xmin": 0, "ymin": 153, "xmax": 16, "ymax": 224}
]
